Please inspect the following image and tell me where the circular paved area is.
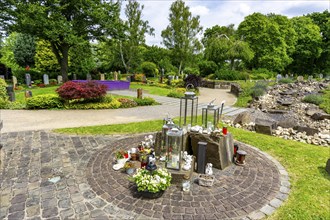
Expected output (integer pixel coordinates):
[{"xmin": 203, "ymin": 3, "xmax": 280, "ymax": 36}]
[{"xmin": 0, "ymin": 131, "xmax": 290, "ymax": 220}]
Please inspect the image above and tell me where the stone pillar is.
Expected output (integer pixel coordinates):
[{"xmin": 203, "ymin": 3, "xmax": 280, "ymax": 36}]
[{"xmin": 197, "ymin": 141, "xmax": 207, "ymax": 173}]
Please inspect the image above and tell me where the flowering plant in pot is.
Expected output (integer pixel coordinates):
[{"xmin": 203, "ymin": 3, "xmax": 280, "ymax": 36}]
[
  {"xmin": 124, "ymin": 162, "xmax": 136, "ymax": 175},
  {"xmin": 131, "ymin": 168, "xmax": 172, "ymax": 198},
  {"xmin": 115, "ymin": 150, "xmax": 128, "ymax": 165}
]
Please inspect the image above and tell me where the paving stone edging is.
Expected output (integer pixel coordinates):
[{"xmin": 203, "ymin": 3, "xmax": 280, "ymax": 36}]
[{"xmin": 238, "ymin": 142, "xmax": 290, "ymax": 220}]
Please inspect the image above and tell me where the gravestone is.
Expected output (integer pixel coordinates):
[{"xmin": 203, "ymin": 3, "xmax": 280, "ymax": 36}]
[
  {"xmin": 43, "ymin": 74, "xmax": 49, "ymax": 85},
  {"xmin": 86, "ymin": 73, "xmax": 92, "ymax": 80},
  {"xmin": 73, "ymin": 74, "xmax": 77, "ymax": 80},
  {"xmin": 276, "ymin": 74, "xmax": 282, "ymax": 82},
  {"xmin": 308, "ymin": 75, "xmax": 313, "ymax": 81},
  {"xmin": 167, "ymin": 75, "xmax": 173, "ymax": 86},
  {"xmin": 25, "ymin": 73, "xmax": 31, "ymax": 86},
  {"xmin": 57, "ymin": 75, "xmax": 63, "ymax": 84},
  {"xmin": 326, "ymin": 159, "xmax": 330, "ymax": 174},
  {"xmin": 100, "ymin": 74, "xmax": 105, "ymax": 81},
  {"xmin": 297, "ymin": 76, "xmax": 304, "ymax": 82},
  {"xmin": 285, "ymin": 74, "xmax": 288, "ymax": 78},
  {"xmin": 319, "ymin": 74, "xmax": 323, "ymax": 79},
  {"xmin": 114, "ymin": 72, "xmax": 118, "ymax": 81},
  {"xmin": 12, "ymin": 76, "xmax": 17, "ymax": 89},
  {"xmin": 0, "ymin": 75, "xmax": 4, "ymax": 79},
  {"xmin": 175, "ymin": 76, "xmax": 179, "ymax": 80}
]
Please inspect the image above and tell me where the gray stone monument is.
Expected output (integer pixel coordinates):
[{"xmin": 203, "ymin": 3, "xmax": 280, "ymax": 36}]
[
  {"xmin": 43, "ymin": 74, "xmax": 49, "ymax": 85},
  {"xmin": 12, "ymin": 76, "xmax": 17, "ymax": 89},
  {"xmin": 114, "ymin": 72, "xmax": 118, "ymax": 81},
  {"xmin": 86, "ymin": 73, "xmax": 92, "ymax": 80},
  {"xmin": 297, "ymin": 75, "xmax": 304, "ymax": 82},
  {"xmin": 285, "ymin": 74, "xmax": 288, "ymax": 78},
  {"xmin": 25, "ymin": 73, "xmax": 31, "ymax": 86},
  {"xmin": 57, "ymin": 75, "xmax": 63, "ymax": 84},
  {"xmin": 308, "ymin": 75, "xmax": 313, "ymax": 81},
  {"xmin": 0, "ymin": 75, "xmax": 4, "ymax": 79},
  {"xmin": 100, "ymin": 73, "xmax": 105, "ymax": 81},
  {"xmin": 73, "ymin": 74, "xmax": 77, "ymax": 80},
  {"xmin": 276, "ymin": 74, "xmax": 282, "ymax": 82},
  {"xmin": 319, "ymin": 74, "xmax": 323, "ymax": 79}
]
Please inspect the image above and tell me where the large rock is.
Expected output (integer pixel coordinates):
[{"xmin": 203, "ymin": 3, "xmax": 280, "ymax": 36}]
[
  {"xmin": 255, "ymin": 118, "xmax": 277, "ymax": 135},
  {"xmin": 311, "ymin": 113, "xmax": 330, "ymax": 120},
  {"xmin": 189, "ymin": 132, "xmax": 233, "ymax": 170},
  {"xmin": 293, "ymin": 126, "xmax": 319, "ymax": 136},
  {"xmin": 233, "ymin": 111, "xmax": 253, "ymax": 125}
]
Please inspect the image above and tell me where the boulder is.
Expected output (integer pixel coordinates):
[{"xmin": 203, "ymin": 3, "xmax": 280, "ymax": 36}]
[
  {"xmin": 293, "ymin": 126, "xmax": 319, "ymax": 136},
  {"xmin": 233, "ymin": 111, "xmax": 253, "ymax": 125},
  {"xmin": 277, "ymin": 98, "xmax": 293, "ymax": 106},
  {"xmin": 306, "ymin": 108, "xmax": 321, "ymax": 117},
  {"xmin": 311, "ymin": 113, "xmax": 330, "ymax": 120}
]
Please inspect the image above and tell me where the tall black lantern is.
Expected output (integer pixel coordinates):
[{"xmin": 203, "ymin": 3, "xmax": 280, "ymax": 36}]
[
  {"xmin": 202, "ymin": 103, "xmax": 220, "ymax": 130},
  {"xmin": 179, "ymin": 90, "xmax": 198, "ymax": 127}
]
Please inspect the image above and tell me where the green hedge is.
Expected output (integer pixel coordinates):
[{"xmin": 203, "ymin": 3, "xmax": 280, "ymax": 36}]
[
  {"xmin": 65, "ymin": 99, "xmax": 121, "ymax": 109},
  {"xmin": 133, "ymin": 97, "xmax": 158, "ymax": 106},
  {"xmin": 26, "ymin": 94, "xmax": 63, "ymax": 109}
]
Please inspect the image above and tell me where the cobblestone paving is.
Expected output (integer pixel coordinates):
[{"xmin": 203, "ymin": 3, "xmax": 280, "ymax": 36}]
[{"xmin": 0, "ymin": 131, "xmax": 290, "ymax": 220}]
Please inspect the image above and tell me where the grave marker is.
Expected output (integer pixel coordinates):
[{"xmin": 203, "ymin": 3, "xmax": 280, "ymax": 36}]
[
  {"xmin": 12, "ymin": 76, "xmax": 17, "ymax": 89},
  {"xmin": 25, "ymin": 73, "xmax": 31, "ymax": 86},
  {"xmin": 297, "ymin": 76, "xmax": 304, "ymax": 82},
  {"xmin": 100, "ymin": 73, "xmax": 105, "ymax": 81},
  {"xmin": 86, "ymin": 73, "xmax": 92, "ymax": 80},
  {"xmin": 57, "ymin": 75, "xmax": 63, "ymax": 84},
  {"xmin": 43, "ymin": 74, "xmax": 49, "ymax": 85}
]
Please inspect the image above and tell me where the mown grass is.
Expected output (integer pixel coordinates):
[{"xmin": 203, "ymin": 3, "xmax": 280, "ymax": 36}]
[
  {"xmin": 130, "ymin": 83, "xmax": 172, "ymax": 97},
  {"xmin": 55, "ymin": 120, "xmax": 330, "ymax": 220},
  {"xmin": 14, "ymin": 86, "xmax": 59, "ymax": 103},
  {"xmin": 320, "ymin": 85, "xmax": 330, "ymax": 114}
]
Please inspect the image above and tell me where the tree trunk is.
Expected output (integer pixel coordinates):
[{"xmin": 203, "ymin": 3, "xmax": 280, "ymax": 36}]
[
  {"xmin": 178, "ymin": 61, "xmax": 183, "ymax": 76},
  {"xmin": 51, "ymin": 42, "xmax": 70, "ymax": 82},
  {"xmin": 119, "ymin": 41, "xmax": 129, "ymax": 73}
]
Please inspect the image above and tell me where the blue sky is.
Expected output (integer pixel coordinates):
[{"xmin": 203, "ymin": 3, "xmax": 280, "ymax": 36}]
[{"xmin": 121, "ymin": 0, "xmax": 329, "ymax": 46}]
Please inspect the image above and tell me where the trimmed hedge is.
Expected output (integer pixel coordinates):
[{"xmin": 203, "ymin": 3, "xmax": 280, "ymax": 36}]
[
  {"xmin": 133, "ymin": 97, "xmax": 158, "ymax": 106},
  {"xmin": 117, "ymin": 98, "xmax": 138, "ymax": 108},
  {"xmin": 26, "ymin": 94, "xmax": 63, "ymax": 109}
]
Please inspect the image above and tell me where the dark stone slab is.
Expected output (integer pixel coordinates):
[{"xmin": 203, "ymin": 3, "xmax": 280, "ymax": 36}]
[
  {"xmin": 311, "ymin": 113, "xmax": 330, "ymax": 120},
  {"xmin": 255, "ymin": 119, "xmax": 276, "ymax": 135},
  {"xmin": 326, "ymin": 159, "xmax": 330, "ymax": 175},
  {"xmin": 293, "ymin": 126, "xmax": 319, "ymax": 136}
]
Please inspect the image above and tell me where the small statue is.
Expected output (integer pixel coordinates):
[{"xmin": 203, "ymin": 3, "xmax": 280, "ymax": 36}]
[
  {"xmin": 205, "ymin": 163, "xmax": 213, "ymax": 175},
  {"xmin": 146, "ymin": 153, "xmax": 157, "ymax": 172},
  {"xmin": 183, "ymin": 155, "xmax": 193, "ymax": 171}
]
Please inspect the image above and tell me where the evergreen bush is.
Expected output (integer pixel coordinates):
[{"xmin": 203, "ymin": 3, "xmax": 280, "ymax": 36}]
[{"xmin": 26, "ymin": 94, "xmax": 63, "ymax": 109}]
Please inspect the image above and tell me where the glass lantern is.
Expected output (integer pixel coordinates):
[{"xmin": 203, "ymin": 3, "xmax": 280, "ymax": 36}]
[
  {"xmin": 166, "ymin": 128, "xmax": 183, "ymax": 170},
  {"xmin": 202, "ymin": 103, "xmax": 220, "ymax": 131},
  {"xmin": 160, "ymin": 118, "xmax": 175, "ymax": 162},
  {"xmin": 179, "ymin": 89, "xmax": 198, "ymax": 127}
]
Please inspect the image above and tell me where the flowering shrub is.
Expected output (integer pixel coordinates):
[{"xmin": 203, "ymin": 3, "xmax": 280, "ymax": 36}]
[
  {"xmin": 56, "ymin": 81, "xmax": 107, "ymax": 101},
  {"xmin": 117, "ymin": 98, "xmax": 137, "ymax": 108},
  {"xmin": 132, "ymin": 168, "xmax": 172, "ymax": 193}
]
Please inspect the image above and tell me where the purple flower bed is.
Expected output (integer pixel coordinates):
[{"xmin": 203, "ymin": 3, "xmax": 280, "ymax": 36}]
[{"xmin": 72, "ymin": 80, "xmax": 130, "ymax": 91}]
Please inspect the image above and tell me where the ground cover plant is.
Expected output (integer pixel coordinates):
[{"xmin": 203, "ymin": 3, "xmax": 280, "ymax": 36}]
[{"xmin": 55, "ymin": 119, "xmax": 330, "ymax": 220}]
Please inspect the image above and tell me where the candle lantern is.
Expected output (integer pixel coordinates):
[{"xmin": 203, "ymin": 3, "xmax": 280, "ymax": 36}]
[
  {"xmin": 166, "ymin": 128, "xmax": 183, "ymax": 170},
  {"xmin": 179, "ymin": 85, "xmax": 198, "ymax": 127},
  {"xmin": 202, "ymin": 103, "xmax": 220, "ymax": 131},
  {"xmin": 160, "ymin": 118, "xmax": 176, "ymax": 161}
]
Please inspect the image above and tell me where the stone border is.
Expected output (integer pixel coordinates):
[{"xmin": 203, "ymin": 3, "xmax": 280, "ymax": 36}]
[{"xmin": 238, "ymin": 142, "xmax": 290, "ymax": 220}]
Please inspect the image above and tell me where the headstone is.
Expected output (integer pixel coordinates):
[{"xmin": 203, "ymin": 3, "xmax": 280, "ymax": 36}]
[
  {"xmin": 0, "ymin": 75, "xmax": 4, "ymax": 79},
  {"xmin": 308, "ymin": 75, "xmax": 313, "ymax": 81},
  {"xmin": 100, "ymin": 74, "xmax": 105, "ymax": 81},
  {"xmin": 6, "ymin": 86, "xmax": 15, "ymax": 101},
  {"xmin": 175, "ymin": 76, "xmax": 179, "ymax": 80},
  {"xmin": 197, "ymin": 141, "xmax": 207, "ymax": 173},
  {"xmin": 297, "ymin": 75, "xmax": 304, "ymax": 82},
  {"xmin": 319, "ymin": 74, "xmax": 323, "ymax": 79},
  {"xmin": 276, "ymin": 74, "xmax": 282, "ymax": 82},
  {"xmin": 43, "ymin": 74, "xmax": 49, "ymax": 85},
  {"xmin": 6, "ymin": 68, "xmax": 12, "ymax": 80},
  {"xmin": 86, "ymin": 73, "xmax": 92, "ymax": 80},
  {"xmin": 25, "ymin": 73, "xmax": 31, "ymax": 86},
  {"xmin": 285, "ymin": 74, "xmax": 288, "ymax": 78},
  {"xmin": 12, "ymin": 76, "xmax": 17, "ymax": 89},
  {"xmin": 167, "ymin": 75, "xmax": 173, "ymax": 86},
  {"xmin": 57, "ymin": 75, "xmax": 63, "ymax": 84},
  {"xmin": 114, "ymin": 72, "xmax": 118, "ymax": 81},
  {"xmin": 126, "ymin": 76, "xmax": 131, "ymax": 82},
  {"xmin": 73, "ymin": 74, "xmax": 77, "ymax": 80}
]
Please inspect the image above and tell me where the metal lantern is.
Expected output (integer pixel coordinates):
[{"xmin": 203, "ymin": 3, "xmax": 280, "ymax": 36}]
[
  {"xmin": 202, "ymin": 103, "xmax": 220, "ymax": 131},
  {"xmin": 166, "ymin": 128, "xmax": 183, "ymax": 170},
  {"xmin": 160, "ymin": 118, "xmax": 175, "ymax": 161},
  {"xmin": 179, "ymin": 85, "xmax": 198, "ymax": 127}
]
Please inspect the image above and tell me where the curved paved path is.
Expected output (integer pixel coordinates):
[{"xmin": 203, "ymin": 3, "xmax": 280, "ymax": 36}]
[
  {"xmin": 1, "ymin": 88, "xmax": 239, "ymax": 133},
  {"xmin": 0, "ymin": 131, "xmax": 290, "ymax": 220}
]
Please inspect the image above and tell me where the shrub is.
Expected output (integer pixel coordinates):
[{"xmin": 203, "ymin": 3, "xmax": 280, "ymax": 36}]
[
  {"xmin": 278, "ymin": 78, "xmax": 294, "ymax": 84},
  {"xmin": 133, "ymin": 97, "xmax": 158, "ymax": 106},
  {"xmin": 133, "ymin": 74, "xmax": 146, "ymax": 83},
  {"xmin": 0, "ymin": 78, "xmax": 8, "ymax": 100},
  {"xmin": 184, "ymin": 74, "xmax": 202, "ymax": 89},
  {"xmin": 56, "ymin": 81, "xmax": 107, "ymax": 101},
  {"xmin": 65, "ymin": 99, "xmax": 121, "ymax": 109},
  {"xmin": 198, "ymin": 61, "xmax": 218, "ymax": 77},
  {"xmin": 171, "ymin": 79, "xmax": 184, "ymax": 88},
  {"xmin": 26, "ymin": 94, "xmax": 63, "ymax": 109},
  {"xmin": 215, "ymin": 69, "xmax": 249, "ymax": 81},
  {"xmin": 117, "ymin": 98, "xmax": 138, "ymax": 108},
  {"xmin": 183, "ymin": 67, "xmax": 200, "ymax": 76},
  {"xmin": 167, "ymin": 88, "xmax": 186, "ymax": 98},
  {"xmin": 251, "ymin": 68, "xmax": 275, "ymax": 80},
  {"xmin": 0, "ymin": 98, "xmax": 9, "ymax": 109},
  {"xmin": 140, "ymin": 62, "xmax": 158, "ymax": 77},
  {"xmin": 251, "ymin": 81, "xmax": 268, "ymax": 98},
  {"xmin": 303, "ymin": 94, "xmax": 324, "ymax": 105}
]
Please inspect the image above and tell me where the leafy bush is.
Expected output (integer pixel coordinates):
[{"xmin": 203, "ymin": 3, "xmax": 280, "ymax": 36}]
[
  {"xmin": 251, "ymin": 68, "xmax": 275, "ymax": 80},
  {"xmin": 56, "ymin": 81, "xmax": 107, "ymax": 101},
  {"xmin": 183, "ymin": 67, "xmax": 200, "ymax": 76},
  {"xmin": 171, "ymin": 79, "xmax": 184, "ymax": 88},
  {"xmin": 140, "ymin": 62, "xmax": 158, "ymax": 77},
  {"xmin": 184, "ymin": 74, "xmax": 202, "ymax": 89},
  {"xmin": 133, "ymin": 97, "xmax": 158, "ymax": 106},
  {"xmin": 215, "ymin": 69, "xmax": 249, "ymax": 81},
  {"xmin": 13, "ymin": 68, "xmax": 43, "ymax": 84},
  {"xmin": 198, "ymin": 61, "xmax": 218, "ymax": 77},
  {"xmin": 0, "ymin": 98, "xmax": 9, "ymax": 109},
  {"xmin": 278, "ymin": 78, "xmax": 294, "ymax": 84},
  {"xmin": 0, "ymin": 78, "xmax": 8, "ymax": 100},
  {"xmin": 303, "ymin": 94, "xmax": 324, "ymax": 105},
  {"xmin": 133, "ymin": 74, "xmax": 146, "ymax": 82},
  {"xmin": 26, "ymin": 94, "xmax": 63, "ymax": 109},
  {"xmin": 65, "ymin": 99, "xmax": 121, "ymax": 109},
  {"xmin": 117, "ymin": 98, "xmax": 138, "ymax": 108},
  {"xmin": 167, "ymin": 88, "xmax": 186, "ymax": 98},
  {"xmin": 251, "ymin": 81, "xmax": 268, "ymax": 98}
]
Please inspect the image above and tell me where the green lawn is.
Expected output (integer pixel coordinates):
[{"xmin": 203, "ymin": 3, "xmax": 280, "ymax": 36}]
[
  {"xmin": 130, "ymin": 83, "xmax": 172, "ymax": 97},
  {"xmin": 55, "ymin": 120, "xmax": 330, "ymax": 220},
  {"xmin": 14, "ymin": 85, "xmax": 59, "ymax": 103}
]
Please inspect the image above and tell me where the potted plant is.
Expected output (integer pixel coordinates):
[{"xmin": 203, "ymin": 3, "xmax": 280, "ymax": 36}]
[
  {"xmin": 116, "ymin": 150, "xmax": 128, "ymax": 165},
  {"xmin": 124, "ymin": 162, "xmax": 136, "ymax": 175},
  {"xmin": 131, "ymin": 168, "xmax": 172, "ymax": 199}
]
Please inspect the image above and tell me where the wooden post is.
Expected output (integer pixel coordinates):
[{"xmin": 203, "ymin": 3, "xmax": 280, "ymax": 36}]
[{"xmin": 137, "ymin": 88, "xmax": 143, "ymax": 99}]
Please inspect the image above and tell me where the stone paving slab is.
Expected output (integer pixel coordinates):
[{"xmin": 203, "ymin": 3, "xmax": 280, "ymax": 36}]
[{"xmin": 0, "ymin": 131, "xmax": 290, "ymax": 219}]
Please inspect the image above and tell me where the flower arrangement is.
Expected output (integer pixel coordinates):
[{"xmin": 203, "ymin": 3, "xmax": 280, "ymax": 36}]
[
  {"xmin": 116, "ymin": 150, "xmax": 128, "ymax": 159},
  {"xmin": 132, "ymin": 168, "xmax": 172, "ymax": 193}
]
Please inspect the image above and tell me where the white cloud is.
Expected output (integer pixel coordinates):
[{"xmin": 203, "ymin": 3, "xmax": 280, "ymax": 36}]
[{"xmin": 190, "ymin": 5, "xmax": 210, "ymax": 16}]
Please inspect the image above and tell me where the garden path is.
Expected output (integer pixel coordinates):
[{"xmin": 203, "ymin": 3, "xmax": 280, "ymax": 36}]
[{"xmin": 1, "ymin": 88, "xmax": 242, "ymax": 133}]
